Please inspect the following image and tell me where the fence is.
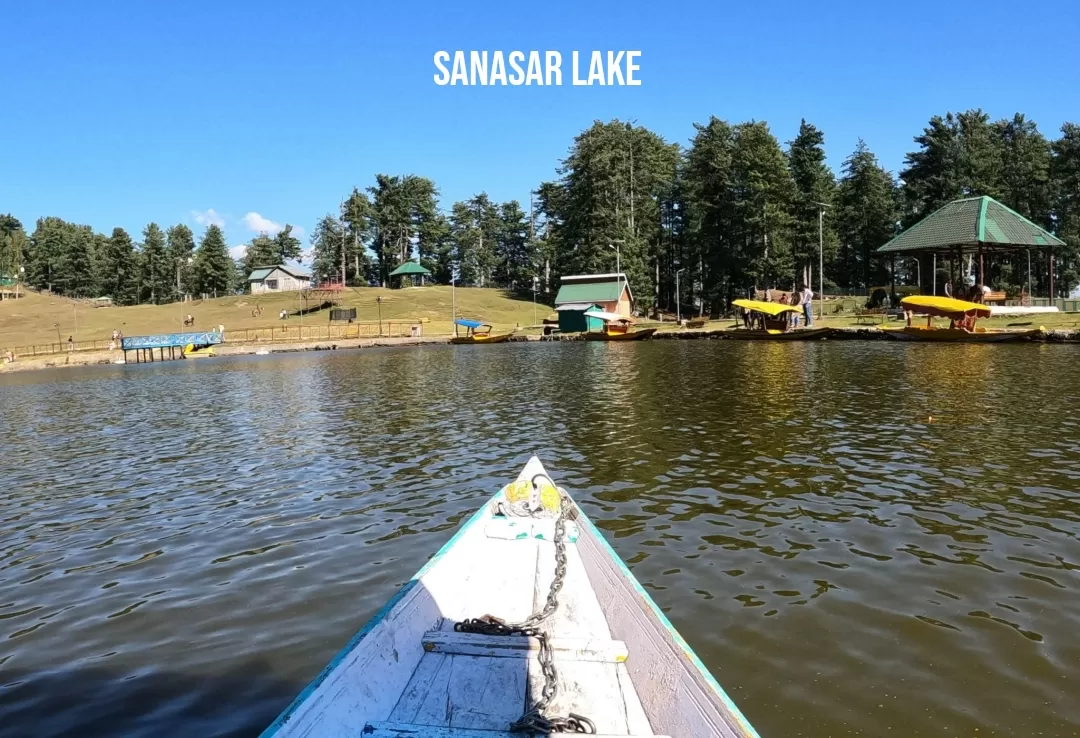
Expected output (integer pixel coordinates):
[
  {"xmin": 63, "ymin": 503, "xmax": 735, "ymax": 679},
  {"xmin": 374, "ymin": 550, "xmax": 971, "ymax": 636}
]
[
  {"xmin": 2, "ymin": 321, "xmax": 442, "ymax": 358},
  {"xmin": 222, "ymin": 321, "xmax": 432, "ymax": 344},
  {"xmin": 1, "ymin": 339, "xmax": 120, "ymax": 357}
]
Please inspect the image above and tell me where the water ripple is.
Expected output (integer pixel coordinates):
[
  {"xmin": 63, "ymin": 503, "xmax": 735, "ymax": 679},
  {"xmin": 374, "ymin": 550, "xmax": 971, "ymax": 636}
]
[{"xmin": 1, "ymin": 343, "xmax": 1079, "ymax": 737}]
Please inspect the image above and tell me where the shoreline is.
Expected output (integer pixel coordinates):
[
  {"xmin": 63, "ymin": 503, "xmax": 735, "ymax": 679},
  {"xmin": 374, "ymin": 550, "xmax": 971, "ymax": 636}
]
[{"xmin": 4, "ymin": 327, "xmax": 1080, "ymax": 375}]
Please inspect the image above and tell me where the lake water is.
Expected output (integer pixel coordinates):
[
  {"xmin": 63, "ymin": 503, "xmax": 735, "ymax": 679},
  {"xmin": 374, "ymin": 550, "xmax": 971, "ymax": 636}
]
[{"xmin": 1, "ymin": 342, "xmax": 1078, "ymax": 737}]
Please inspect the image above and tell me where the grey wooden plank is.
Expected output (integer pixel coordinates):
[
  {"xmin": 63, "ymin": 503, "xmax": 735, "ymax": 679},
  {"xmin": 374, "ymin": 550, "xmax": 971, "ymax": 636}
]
[
  {"xmin": 388, "ymin": 653, "xmax": 451, "ymax": 723},
  {"xmin": 617, "ymin": 661, "xmax": 656, "ymax": 735},
  {"xmin": 403, "ymin": 653, "xmax": 456, "ymax": 726},
  {"xmin": 576, "ymin": 524, "xmax": 758, "ymax": 738},
  {"xmin": 421, "ymin": 631, "xmax": 628, "ymax": 662},
  {"xmin": 447, "ymin": 654, "xmax": 526, "ymax": 730},
  {"xmin": 526, "ymin": 655, "xmax": 628, "ymax": 735},
  {"xmin": 363, "ymin": 722, "xmax": 670, "ymax": 737},
  {"xmin": 532, "ymin": 534, "xmax": 613, "ymax": 640}
]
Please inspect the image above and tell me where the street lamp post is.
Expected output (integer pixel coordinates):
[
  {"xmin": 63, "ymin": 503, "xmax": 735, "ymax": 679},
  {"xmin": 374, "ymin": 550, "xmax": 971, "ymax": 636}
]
[
  {"xmin": 532, "ymin": 275, "xmax": 538, "ymax": 325},
  {"xmin": 451, "ymin": 262, "xmax": 459, "ymax": 332},
  {"xmin": 814, "ymin": 202, "xmax": 830, "ymax": 320},
  {"xmin": 676, "ymin": 267, "xmax": 686, "ymax": 324},
  {"xmin": 376, "ymin": 296, "xmax": 383, "ymax": 336}
]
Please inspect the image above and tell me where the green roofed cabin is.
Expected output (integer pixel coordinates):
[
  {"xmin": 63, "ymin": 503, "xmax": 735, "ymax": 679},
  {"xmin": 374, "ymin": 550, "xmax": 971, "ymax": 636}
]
[
  {"xmin": 555, "ymin": 273, "xmax": 634, "ymax": 333},
  {"xmin": 555, "ymin": 303, "xmax": 607, "ymax": 333},
  {"xmin": 556, "ymin": 273, "xmax": 632, "ymax": 312}
]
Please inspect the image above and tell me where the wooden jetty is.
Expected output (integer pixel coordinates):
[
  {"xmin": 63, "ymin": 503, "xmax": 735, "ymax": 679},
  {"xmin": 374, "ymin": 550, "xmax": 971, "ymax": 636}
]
[{"xmin": 121, "ymin": 330, "xmax": 224, "ymax": 363}]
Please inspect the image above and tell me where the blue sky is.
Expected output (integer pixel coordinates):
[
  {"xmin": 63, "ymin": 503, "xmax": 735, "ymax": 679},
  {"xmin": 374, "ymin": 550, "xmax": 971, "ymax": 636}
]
[{"xmin": 2, "ymin": 0, "xmax": 1077, "ymax": 259}]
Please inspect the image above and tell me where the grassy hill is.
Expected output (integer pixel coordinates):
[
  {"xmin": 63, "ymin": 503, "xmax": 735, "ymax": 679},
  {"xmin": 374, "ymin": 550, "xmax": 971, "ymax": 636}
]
[{"xmin": 0, "ymin": 286, "xmax": 552, "ymax": 351}]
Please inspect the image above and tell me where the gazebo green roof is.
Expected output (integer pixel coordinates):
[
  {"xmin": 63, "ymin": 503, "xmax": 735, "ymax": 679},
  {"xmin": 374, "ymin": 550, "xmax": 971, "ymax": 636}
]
[
  {"xmin": 389, "ymin": 261, "xmax": 432, "ymax": 277},
  {"xmin": 878, "ymin": 195, "xmax": 1065, "ymax": 255}
]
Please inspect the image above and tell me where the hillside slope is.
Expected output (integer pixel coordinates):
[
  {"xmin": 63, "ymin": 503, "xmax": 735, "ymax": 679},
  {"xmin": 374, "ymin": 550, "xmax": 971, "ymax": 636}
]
[{"xmin": 0, "ymin": 286, "xmax": 551, "ymax": 350}]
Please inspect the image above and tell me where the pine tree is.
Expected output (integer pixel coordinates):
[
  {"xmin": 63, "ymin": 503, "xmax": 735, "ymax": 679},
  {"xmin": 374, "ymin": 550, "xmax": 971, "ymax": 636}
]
[
  {"xmin": 902, "ymin": 109, "xmax": 1005, "ymax": 223},
  {"xmin": 166, "ymin": 224, "xmax": 196, "ymax": 299},
  {"xmin": 343, "ymin": 189, "xmax": 375, "ymax": 284},
  {"xmin": 836, "ymin": 140, "xmax": 898, "ymax": 288},
  {"xmin": 310, "ymin": 214, "xmax": 347, "ymax": 283},
  {"xmin": 367, "ymin": 174, "xmax": 440, "ymax": 285},
  {"xmin": 97, "ymin": 227, "xmax": 138, "ymax": 305},
  {"xmin": 274, "ymin": 225, "xmax": 302, "ymax": 263},
  {"xmin": 243, "ymin": 233, "xmax": 278, "ymax": 273},
  {"xmin": 61, "ymin": 225, "xmax": 97, "ymax": 298},
  {"xmin": 193, "ymin": 224, "xmax": 233, "ymax": 297},
  {"xmin": 139, "ymin": 223, "xmax": 170, "ymax": 304},
  {"xmin": 540, "ymin": 120, "xmax": 678, "ymax": 313},
  {"xmin": 728, "ymin": 121, "xmax": 797, "ymax": 290},
  {"xmin": 26, "ymin": 217, "xmax": 64, "ymax": 291},
  {"xmin": 452, "ymin": 194, "xmax": 500, "ymax": 286},
  {"xmin": 997, "ymin": 114, "xmax": 1052, "ymax": 222},
  {"xmin": 682, "ymin": 117, "xmax": 736, "ymax": 310},
  {"xmin": 0, "ymin": 215, "xmax": 26, "ymax": 280},
  {"xmin": 496, "ymin": 201, "xmax": 531, "ymax": 291},
  {"xmin": 787, "ymin": 120, "xmax": 838, "ymax": 287},
  {"xmin": 1051, "ymin": 123, "xmax": 1080, "ymax": 295},
  {"xmin": 231, "ymin": 259, "xmax": 249, "ymax": 294}
]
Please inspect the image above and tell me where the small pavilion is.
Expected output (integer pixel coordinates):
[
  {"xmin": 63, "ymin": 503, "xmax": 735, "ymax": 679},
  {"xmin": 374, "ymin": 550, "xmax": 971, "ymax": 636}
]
[
  {"xmin": 389, "ymin": 260, "xmax": 432, "ymax": 287},
  {"xmin": 877, "ymin": 195, "xmax": 1065, "ymax": 302}
]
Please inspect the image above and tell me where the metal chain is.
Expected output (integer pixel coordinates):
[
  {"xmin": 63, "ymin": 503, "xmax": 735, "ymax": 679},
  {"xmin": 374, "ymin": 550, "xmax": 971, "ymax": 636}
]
[{"xmin": 454, "ymin": 481, "xmax": 595, "ymax": 734}]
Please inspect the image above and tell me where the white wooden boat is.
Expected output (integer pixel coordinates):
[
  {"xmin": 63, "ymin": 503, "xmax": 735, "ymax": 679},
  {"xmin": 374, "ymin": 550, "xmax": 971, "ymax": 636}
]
[{"xmin": 259, "ymin": 456, "xmax": 760, "ymax": 738}]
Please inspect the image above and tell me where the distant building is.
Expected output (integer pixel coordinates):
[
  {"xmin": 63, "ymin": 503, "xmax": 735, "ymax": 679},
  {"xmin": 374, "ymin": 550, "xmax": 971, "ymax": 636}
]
[
  {"xmin": 555, "ymin": 273, "xmax": 632, "ymax": 314},
  {"xmin": 554, "ymin": 273, "xmax": 634, "ymax": 333},
  {"xmin": 248, "ymin": 265, "xmax": 312, "ymax": 294}
]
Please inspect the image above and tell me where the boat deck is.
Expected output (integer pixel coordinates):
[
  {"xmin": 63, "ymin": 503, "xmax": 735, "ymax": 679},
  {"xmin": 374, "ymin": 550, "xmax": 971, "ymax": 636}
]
[{"xmin": 367, "ymin": 515, "xmax": 661, "ymax": 737}]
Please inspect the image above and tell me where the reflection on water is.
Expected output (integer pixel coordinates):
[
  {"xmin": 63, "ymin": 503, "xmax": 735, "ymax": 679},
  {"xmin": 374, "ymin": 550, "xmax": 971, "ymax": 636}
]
[{"xmin": 1, "ymin": 342, "xmax": 1078, "ymax": 737}]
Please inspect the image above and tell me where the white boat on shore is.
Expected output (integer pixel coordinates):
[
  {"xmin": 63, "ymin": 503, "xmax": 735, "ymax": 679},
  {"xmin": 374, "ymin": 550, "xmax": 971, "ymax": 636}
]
[{"xmin": 259, "ymin": 456, "xmax": 760, "ymax": 738}]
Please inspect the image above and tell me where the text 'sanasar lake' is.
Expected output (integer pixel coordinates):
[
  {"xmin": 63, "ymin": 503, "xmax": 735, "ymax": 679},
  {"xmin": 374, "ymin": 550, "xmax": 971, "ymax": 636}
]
[{"xmin": 433, "ymin": 50, "xmax": 642, "ymax": 86}]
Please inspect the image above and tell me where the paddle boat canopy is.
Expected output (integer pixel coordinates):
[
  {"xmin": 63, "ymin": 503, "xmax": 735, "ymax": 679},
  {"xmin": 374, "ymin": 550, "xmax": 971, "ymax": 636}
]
[
  {"xmin": 450, "ymin": 318, "xmax": 513, "ymax": 344},
  {"xmin": 882, "ymin": 295, "xmax": 1042, "ymax": 342},
  {"xmin": 730, "ymin": 299, "xmax": 831, "ymax": 340}
]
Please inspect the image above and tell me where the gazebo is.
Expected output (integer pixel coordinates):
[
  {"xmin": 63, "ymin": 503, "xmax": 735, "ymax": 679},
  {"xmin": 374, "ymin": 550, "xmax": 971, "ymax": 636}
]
[
  {"xmin": 389, "ymin": 260, "xmax": 432, "ymax": 287},
  {"xmin": 878, "ymin": 195, "xmax": 1066, "ymax": 301}
]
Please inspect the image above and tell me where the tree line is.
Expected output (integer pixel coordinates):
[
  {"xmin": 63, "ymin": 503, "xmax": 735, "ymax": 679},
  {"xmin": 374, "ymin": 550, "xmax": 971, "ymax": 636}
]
[{"xmin": 3, "ymin": 109, "xmax": 1078, "ymax": 312}]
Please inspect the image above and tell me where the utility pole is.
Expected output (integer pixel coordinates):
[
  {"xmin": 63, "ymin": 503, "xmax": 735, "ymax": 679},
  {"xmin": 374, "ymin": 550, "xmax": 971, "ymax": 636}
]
[
  {"xmin": 340, "ymin": 200, "xmax": 347, "ymax": 287},
  {"xmin": 608, "ymin": 241, "xmax": 623, "ymax": 314},
  {"xmin": 814, "ymin": 202, "xmax": 830, "ymax": 320},
  {"xmin": 676, "ymin": 267, "xmax": 685, "ymax": 324}
]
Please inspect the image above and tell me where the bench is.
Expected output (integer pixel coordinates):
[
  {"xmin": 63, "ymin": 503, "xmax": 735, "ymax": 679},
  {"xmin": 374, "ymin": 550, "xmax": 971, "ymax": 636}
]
[
  {"xmin": 984, "ymin": 290, "xmax": 1007, "ymax": 304},
  {"xmin": 854, "ymin": 313, "xmax": 885, "ymax": 326}
]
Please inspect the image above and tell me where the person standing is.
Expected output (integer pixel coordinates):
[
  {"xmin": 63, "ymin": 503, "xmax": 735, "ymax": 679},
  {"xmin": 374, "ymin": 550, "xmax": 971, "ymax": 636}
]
[
  {"xmin": 944, "ymin": 279, "xmax": 953, "ymax": 298},
  {"xmin": 801, "ymin": 284, "xmax": 814, "ymax": 327}
]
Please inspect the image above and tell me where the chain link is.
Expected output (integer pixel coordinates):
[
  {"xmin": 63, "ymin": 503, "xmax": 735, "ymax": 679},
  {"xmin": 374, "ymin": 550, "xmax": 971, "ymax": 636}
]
[{"xmin": 454, "ymin": 479, "xmax": 594, "ymax": 734}]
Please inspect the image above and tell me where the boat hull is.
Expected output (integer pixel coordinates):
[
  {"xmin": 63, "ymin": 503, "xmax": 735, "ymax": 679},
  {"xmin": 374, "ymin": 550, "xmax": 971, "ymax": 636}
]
[
  {"xmin": 880, "ymin": 326, "xmax": 1038, "ymax": 343},
  {"xmin": 727, "ymin": 327, "xmax": 833, "ymax": 341},
  {"xmin": 583, "ymin": 327, "xmax": 657, "ymax": 341},
  {"xmin": 449, "ymin": 333, "xmax": 513, "ymax": 344},
  {"xmin": 183, "ymin": 344, "xmax": 216, "ymax": 357},
  {"xmin": 259, "ymin": 456, "xmax": 759, "ymax": 738}
]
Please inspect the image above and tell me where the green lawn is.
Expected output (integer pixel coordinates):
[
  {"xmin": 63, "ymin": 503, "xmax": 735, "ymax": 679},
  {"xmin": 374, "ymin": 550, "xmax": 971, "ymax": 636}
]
[{"xmin": 0, "ymin": 286, "xmax": 553, "ymax": 351}]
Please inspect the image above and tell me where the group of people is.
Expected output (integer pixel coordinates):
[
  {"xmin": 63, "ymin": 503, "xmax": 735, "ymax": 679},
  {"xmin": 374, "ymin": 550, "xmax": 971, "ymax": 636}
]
[{"xmin": 745, "ymin": 284, "xmax": 815, "ymax": 331}]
